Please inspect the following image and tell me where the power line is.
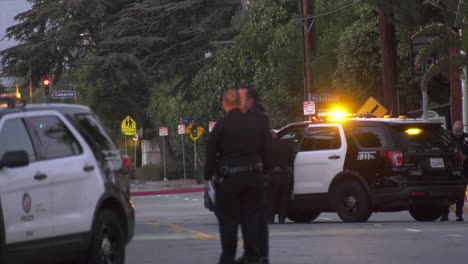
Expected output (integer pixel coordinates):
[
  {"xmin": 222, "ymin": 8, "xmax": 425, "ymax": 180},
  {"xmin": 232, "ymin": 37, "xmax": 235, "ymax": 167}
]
[
  {"xmin": 300, "ymin": 0, "xmax": 359, "ymax": 20},
  {"xmin": 298, "ymin": 0, "xmax": 360, "ymax": 32}
]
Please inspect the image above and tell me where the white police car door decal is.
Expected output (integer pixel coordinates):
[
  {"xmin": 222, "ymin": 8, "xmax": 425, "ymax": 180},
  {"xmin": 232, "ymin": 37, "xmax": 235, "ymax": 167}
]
[
  {"xmin": 294, "ymin": 124, "xmax": 347, "ymax": 194},
  {"xmin": 0, "ymin": 116, "xmax": 53, "ymax": 243}
]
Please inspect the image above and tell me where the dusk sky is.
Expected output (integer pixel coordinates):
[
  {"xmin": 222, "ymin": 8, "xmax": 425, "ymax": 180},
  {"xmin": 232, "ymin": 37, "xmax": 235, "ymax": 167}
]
[{"xmin": 0, "ymin": 0, "xmax": 30, "ymax": 52}]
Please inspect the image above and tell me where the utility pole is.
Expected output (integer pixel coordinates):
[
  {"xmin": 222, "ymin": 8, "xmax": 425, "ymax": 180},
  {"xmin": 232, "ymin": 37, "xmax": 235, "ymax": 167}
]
[
  {"xmin": 29, "ymin": 63, "xmax": 32, "ymax": 104},
  {"xmin": 378, "ymin": 9, "xmax": 399, "ymax": 117},
  {"xmin": 301, "ymin": 0, "xmax": 314, "ymax": 103},
  {"xmin": 450, "ymin": 47, "xmax": 462, "ymax": 126}
]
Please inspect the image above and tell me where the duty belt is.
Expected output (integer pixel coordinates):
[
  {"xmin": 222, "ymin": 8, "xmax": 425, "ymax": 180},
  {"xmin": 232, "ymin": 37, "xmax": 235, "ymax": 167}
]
[{"xmin": 219, "ymin": 162, "xmax": 263, "ymax": 176}]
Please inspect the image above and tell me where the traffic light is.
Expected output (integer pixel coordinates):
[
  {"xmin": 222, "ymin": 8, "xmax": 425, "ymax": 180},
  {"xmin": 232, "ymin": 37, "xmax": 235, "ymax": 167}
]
[{"xmin": 42, "ymin": 78, "xmax": 50, "ymax": 95}]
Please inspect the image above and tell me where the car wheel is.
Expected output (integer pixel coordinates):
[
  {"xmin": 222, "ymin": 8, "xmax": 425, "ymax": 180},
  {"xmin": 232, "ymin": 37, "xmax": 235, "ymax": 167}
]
[
  {"xmin": 334, "ymin": 180, "xmax": 372, "ymax": 222},
  {"xmin": 86, "ymin": 210, "xmax": 125, "ymax": 264},
  {"xmin": 408, "ymin": 205, "xmax": 442, "ymax": 222},
  {"xmin": 287, "ymin": 210, "xmax": 320, "ymax": 223}
]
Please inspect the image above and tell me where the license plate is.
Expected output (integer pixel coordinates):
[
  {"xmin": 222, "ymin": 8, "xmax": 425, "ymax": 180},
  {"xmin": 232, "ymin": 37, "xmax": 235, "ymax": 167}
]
[{"xmin": 430, "ymin": 158, "xmax": 444, "ymax": 168}]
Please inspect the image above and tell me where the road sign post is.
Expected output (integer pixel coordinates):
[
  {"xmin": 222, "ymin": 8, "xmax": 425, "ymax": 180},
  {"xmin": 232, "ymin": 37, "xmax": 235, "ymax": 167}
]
[
  {"xmin": 124, "ymin": 135, "xmax": 127, "ymax": 155},
  {"xmin": 159, "ymin": 127, "xmax": 168, "ymax": 181},
  {"xmin": 121, "ymin": 115, "xmax": 137, "ymax": 157},
  {"xmin": 178, "ymin": 122, "xmax": 186, "ymax": 180}
]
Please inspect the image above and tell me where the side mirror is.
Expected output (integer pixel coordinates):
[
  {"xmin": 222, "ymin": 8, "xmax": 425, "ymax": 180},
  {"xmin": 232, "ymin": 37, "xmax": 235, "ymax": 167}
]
[{"xmin": 0, "ymin": 151, "xmax": 29, "ymax": 169}]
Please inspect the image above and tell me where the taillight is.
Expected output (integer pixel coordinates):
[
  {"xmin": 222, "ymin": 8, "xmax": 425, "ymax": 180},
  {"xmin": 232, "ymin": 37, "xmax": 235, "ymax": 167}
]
[
  {"xmin": 379, "ymin": 151, "xmax": 404, "ymax": 167},
  {"xmin": 122, "ymin": 155, "xmax": 132, "ymax": 169}
]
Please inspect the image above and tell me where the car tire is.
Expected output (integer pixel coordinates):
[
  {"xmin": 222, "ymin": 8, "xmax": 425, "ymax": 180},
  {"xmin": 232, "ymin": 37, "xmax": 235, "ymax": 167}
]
[
  {"xmin": 408, "ymin": 205, "xmax": 442, "ymax": 222},
  {"xmin": 86, "ymin": 210, "xmax": 125, "ymax": 264},
  {"xmin": 334, "ymin": 180, "xmax": 372, "ymax": 222},
  {"xmin": 287, "ymin": 210, "xmax": 320, "ymax": 223}
]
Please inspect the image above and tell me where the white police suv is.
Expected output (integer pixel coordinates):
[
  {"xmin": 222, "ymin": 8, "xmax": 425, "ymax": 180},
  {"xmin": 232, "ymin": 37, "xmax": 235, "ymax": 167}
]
[
  {"xmin": 0, "ymin": 99, "xmax": 134, "ymax": 264},
  {"xmin": 277, "ymin": 114, "xmax": 466, "ymax": 223}
]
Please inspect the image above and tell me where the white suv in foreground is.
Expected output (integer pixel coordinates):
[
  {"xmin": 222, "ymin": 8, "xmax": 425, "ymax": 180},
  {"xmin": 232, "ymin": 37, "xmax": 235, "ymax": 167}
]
[{"xmin": 0, "ymin": 100, "xmax": 134, "ymax": 264}]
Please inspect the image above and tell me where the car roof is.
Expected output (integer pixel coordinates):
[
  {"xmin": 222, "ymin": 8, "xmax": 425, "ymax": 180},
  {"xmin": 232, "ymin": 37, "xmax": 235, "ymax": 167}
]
[
  {"xmin": 0, "ymin": 103, "xmax": 93, "ymax": 119},
  {"xmin": 277, "ymin": 118, "xmax": 444, "ymax": 133}
]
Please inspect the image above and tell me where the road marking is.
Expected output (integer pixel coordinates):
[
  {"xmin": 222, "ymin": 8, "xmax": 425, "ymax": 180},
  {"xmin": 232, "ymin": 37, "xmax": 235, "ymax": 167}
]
[
  {"xmin": 184, "ymin": 198, "xmax": 190, "ymax": 201},
  {"xmin": 164, "ymin": 195, "xmax": 170, "ymax": 198},
  {"xmin": 192, "ymin": 199, "xmax": 199, "ymax": 201},
  {"xmin": 373, "ymin": 224, "xmax": 382, "ymax": 227},
  {"xmin": 448, "ymin": 234, "xmax": 464, "ymax": 237},
  {"xmin": 405, "ymin": 229, "xmax": 422, "ymax": 232},
  {"xmin": 147, "ymin": 221, "xmax": 219, "ymax": 241},
  {"xmin": 145, "ymin": 221, "xmax": 244, "ymax": 247},
  {"xmin": 318, "ymin": 217, "xmax": 332, "ymax": 221}
]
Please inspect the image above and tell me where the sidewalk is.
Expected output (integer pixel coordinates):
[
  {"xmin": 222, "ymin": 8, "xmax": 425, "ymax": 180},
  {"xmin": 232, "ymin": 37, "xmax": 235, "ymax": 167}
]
[{"xmin": 130, "ymin": 179, "xmax": 204, "ymax": 196}]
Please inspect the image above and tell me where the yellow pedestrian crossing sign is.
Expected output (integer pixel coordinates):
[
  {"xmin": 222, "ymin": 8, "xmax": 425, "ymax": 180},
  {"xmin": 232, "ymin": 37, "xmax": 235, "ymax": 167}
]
[{"xmin": 121, "ymin": 115, "xmax": 137, "ymax": 136}]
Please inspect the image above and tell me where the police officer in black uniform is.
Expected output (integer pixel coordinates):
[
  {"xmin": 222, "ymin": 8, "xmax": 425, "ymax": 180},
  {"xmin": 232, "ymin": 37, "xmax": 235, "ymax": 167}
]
[
  {"xmin": 441, "ymin": 120, "xmax": 468, "ymax": 221},
  {"xmin": 205, "ymin": 89, "xmax": 272, "ymax": 264},
  {"xmin": 235, "ymin": 86, "xmax": 272, "ymax": 264},
  {"xmin": 267, "ymin": 131, "xmax": 295, "ymax": 224}
]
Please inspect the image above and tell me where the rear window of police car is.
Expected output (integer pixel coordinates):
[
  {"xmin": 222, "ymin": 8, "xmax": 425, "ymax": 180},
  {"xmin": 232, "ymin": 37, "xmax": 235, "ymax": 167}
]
[{"xmin": 390, "ymin": 123, "xmax": 456, "ymax": 152}]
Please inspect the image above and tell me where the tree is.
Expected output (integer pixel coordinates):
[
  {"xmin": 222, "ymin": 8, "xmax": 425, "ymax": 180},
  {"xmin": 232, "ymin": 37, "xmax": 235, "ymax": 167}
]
[
  {"xmin": 412, "ymin": 0, "xmax": 468, "ymax": 120},
  {"xmin": 331, "ymin": 4, "xmax": 382, "ymax": 110},
  {"xmin": 0, "ymin": 0, "xmax": 131, "ymax": 84},
  {"xmin": 98, "ymin": 0, "xmax": 241, "ymax": 83},
  {"xmin": 186, "ymin": 0, "xmax": 303, "ymax": 127},
  {"xmin": 364, "ymin": 0, "xmax": 443, "ymax": 115}
]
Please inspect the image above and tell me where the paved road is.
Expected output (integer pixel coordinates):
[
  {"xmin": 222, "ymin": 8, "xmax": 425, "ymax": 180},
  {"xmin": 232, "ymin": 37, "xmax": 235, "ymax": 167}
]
[{"xmin": 127, "ymin": 192, "xmax": 468, "ymax": 264}]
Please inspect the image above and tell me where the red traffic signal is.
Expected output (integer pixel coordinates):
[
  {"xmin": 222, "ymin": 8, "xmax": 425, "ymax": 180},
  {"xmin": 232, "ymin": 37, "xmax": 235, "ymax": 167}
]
[{"xmin": 42, "ymin": 79, "xmax": 50, "ymax": 87}]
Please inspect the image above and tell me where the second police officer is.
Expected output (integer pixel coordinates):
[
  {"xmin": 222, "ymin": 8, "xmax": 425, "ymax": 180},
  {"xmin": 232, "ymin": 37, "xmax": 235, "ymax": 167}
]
[
  {"xmin": 204, "ymin": 89, "xmax": 272, "ymax": 264},
  {"xmin": 441, "ymin": 120, "xmax": 468, "ymax": 221},
  {"xmin": 236, "ymin": 86, "xmax": 272, "ymax": 264}
]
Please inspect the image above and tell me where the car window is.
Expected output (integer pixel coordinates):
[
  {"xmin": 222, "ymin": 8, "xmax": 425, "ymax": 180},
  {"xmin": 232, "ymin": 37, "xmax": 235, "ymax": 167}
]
[
  {"xmin": 278, "ymin": 126, "xmax": 306, "ymax": 152},
  {"xmin": 301, "ymin": 126, "xmax": 341, "ymax": 151},
  {"xmin": 25, "ymin": 115, "xmax": 82, "ymax": 160},
  {"xmin": 73, "ymin": 113, "xmax": 117, "ymax": 151},
  {"xmin": 0, "ymin": 118, "xmax": 36, "ymax": 161},
  {"xmin": 390, "ymin": 123, "xmax": 456, "ymax": 151},
  {"xmin": 353, "ymin": 126, "xmax": 393, "ymax": 148}
]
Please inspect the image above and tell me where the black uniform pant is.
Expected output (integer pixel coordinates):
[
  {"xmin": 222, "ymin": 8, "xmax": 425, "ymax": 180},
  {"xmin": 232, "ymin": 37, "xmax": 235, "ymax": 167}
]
[
  {"xmin": 241, "ymin": 192, "xmax": 269, "ymax": 260},
  {"xmin": 442, "ymin": 183, "xmax": 467, "ymax": 218},
  {"xmin": 215, "ymin": 171, "xmax": 264, "ymax": 264},
  {"xmin": 267, "ymin": 168, "xmax": 291, "ymax": 223}
]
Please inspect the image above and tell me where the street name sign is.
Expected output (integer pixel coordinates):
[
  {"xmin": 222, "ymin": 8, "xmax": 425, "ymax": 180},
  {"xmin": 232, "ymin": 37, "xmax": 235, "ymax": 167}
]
[
  {"xmin": 52, "ymin": 90, "xmax": 76, "ymax": 99},
  {"xmin": 310, "ymin": 94, "xmax": 340, "ymax": 103}
]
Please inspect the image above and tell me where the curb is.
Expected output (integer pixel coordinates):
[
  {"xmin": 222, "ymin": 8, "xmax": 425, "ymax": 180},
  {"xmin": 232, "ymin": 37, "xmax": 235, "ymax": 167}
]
[{"xmin": 130, "ymin": 187, "xmax": 204, "ymax": 197}]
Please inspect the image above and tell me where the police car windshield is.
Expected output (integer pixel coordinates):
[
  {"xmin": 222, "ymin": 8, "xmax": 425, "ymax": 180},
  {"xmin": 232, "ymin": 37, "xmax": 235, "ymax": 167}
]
[{"xmin": 390, "ymin": 123, "xmax": 456, "ymax": 152}]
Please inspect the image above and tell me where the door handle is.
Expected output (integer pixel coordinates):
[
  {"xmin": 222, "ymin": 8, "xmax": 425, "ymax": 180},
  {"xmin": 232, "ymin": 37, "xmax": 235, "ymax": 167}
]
[
  {"xmin": 34, "ymin": 173, "xmax": 47, "ymax": 181},
  {"xmin": 83, "ymin": 164, "xmax": 95, "ymax": 172},
  {"xmin": 328, "ymin": 155, "xmax": 341, "ymax": 160}
]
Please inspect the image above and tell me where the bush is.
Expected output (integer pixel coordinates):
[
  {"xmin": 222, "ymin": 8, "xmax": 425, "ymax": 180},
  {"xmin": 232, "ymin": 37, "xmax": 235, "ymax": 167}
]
[
  {"xmin": 134, "ymin": 159, "xmax": 192, "ymax": 181},
  {"xmin": 134, "ymin": 164, "xmax": 163, "ymax": 181}
]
